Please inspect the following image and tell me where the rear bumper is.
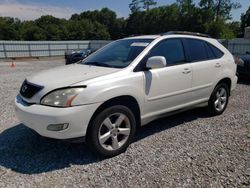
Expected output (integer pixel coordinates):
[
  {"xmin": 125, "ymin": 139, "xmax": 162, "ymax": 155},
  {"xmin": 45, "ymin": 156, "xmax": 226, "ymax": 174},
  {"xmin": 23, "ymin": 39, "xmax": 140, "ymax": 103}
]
[
  {"xmin": 231, "ymin": 75, "xmax": 238, "ymax": 92},
  {"xmin": 15, "ymin": 95, "xmax": 101, "ymax": 139}
]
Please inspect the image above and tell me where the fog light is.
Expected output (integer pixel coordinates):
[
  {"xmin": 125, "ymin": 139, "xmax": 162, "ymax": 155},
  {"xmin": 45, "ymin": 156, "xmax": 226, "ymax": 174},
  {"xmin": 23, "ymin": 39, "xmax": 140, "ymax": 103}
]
[{"xmin": 47, "ymin": 123, "xmax": 69, "ymax": 131}]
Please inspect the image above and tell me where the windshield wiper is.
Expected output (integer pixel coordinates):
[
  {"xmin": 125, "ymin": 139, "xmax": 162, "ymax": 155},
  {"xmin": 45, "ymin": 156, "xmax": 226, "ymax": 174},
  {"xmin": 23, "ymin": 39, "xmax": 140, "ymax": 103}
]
[{"xmin": 84, "ymin": 62, "xmax": 118, "ymax": 68}]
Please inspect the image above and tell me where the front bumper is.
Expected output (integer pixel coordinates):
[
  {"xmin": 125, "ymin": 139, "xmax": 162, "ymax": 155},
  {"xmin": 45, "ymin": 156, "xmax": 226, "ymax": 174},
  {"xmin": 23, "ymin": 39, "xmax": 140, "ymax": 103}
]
[{"xmin": 15, "ymin": 95, "xmax": 101, "ymax": 139}]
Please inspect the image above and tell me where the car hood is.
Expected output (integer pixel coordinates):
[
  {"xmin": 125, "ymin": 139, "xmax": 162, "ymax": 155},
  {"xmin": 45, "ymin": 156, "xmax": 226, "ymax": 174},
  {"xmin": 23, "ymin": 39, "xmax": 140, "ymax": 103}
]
[{"xmin": 27, "ymin": 64, "xmax": 120, "ymax": 88}]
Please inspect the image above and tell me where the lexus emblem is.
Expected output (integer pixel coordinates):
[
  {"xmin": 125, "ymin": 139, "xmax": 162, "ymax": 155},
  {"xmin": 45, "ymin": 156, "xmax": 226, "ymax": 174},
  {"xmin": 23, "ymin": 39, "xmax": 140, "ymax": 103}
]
[{"xmin": 22, "ymin": 85, "xmax": 28, "ymax": 93}]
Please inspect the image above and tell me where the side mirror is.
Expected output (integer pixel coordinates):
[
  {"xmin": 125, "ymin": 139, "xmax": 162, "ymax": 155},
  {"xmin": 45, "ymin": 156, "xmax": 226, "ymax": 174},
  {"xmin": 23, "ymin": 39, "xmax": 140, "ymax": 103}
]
[{"xmin": 146, "ymin": 56, "xmax": 167, "ymax": 69}]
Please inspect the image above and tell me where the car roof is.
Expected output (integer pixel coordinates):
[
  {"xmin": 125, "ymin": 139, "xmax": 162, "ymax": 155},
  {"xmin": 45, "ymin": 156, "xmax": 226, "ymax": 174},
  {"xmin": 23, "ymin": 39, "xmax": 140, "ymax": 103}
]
[
  {"xmin": 125, "ymin": 31, "xmax": 212, "ymax": 40},
  {"xmin": 125, "ymin": 35, "xmax": 160, "ymax": 40}
]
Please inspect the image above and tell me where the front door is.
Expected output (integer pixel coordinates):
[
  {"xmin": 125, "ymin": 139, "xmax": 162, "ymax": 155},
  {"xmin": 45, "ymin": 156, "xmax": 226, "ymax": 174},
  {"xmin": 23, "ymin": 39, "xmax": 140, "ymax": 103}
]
[{"xmin": 142, "ymin": 38, "xmax": 192, "ymax": 117}]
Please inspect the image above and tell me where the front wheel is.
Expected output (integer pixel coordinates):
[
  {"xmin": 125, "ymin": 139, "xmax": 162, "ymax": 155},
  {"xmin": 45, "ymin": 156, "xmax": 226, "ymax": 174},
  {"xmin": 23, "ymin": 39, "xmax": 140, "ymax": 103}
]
[
  {"xmin": 86, "ymin": 105, "xmax": 136, "ymax": 157},
  {"xmin": 208, "ymin": 83, "xmax": 229, "ymax": 116}
]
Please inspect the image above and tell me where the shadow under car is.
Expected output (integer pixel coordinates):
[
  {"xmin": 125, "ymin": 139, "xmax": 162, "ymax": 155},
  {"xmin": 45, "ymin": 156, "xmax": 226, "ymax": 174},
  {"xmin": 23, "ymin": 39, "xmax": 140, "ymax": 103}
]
[{"xmin": 0, "ymin": 108, "xmax": 209, "ymax": 174}]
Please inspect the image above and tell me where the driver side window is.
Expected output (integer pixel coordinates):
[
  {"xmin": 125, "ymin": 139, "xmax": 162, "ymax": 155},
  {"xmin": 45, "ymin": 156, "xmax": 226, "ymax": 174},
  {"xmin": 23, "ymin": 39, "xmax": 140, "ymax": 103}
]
[{"xmin": 148, "ymin": 38, "xmax": 186, "ymax": 66}]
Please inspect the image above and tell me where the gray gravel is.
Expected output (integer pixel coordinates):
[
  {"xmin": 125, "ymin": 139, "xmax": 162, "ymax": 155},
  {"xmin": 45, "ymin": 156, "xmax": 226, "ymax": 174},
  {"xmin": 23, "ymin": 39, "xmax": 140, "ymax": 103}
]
[{"xmin": 0, "ymin": 59, "xmax": 249, "ymax": 188}]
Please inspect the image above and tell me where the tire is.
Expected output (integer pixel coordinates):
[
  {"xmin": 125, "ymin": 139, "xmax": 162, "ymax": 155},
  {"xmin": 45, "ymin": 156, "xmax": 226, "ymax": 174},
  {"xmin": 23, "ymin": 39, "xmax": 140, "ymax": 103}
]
[
  {"xmin": 65, "ymin": 59, "xmax": 71, "ymax": 65},
  {"xmin": 86, "ymin": 105, "xmax": 136, "ymax": 157},
  {"xmin": 208, "ymin": 83, "xmax": 229, "ymax": 116}
]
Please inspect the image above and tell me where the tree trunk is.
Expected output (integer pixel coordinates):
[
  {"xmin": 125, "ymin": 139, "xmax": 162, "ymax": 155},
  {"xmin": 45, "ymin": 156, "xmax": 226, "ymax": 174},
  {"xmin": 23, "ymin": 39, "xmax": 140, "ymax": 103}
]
[{"xmin": 215, "ymin": 0, "xmax": 222, "ymax": 22}]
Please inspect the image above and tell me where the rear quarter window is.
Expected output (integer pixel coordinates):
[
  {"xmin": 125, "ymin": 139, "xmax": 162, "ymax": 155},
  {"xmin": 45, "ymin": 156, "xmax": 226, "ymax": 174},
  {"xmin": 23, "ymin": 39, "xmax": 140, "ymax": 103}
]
[{"xmin": 207, "ymin": 43, "xmax": 224, "ymax": 59}]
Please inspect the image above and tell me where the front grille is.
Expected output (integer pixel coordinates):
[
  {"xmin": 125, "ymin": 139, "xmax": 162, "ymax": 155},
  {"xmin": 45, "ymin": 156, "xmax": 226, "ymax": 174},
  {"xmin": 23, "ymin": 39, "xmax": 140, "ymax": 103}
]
[{"xmin": 20, "ymin": 80, "xmax": 43, "ymax": 99}]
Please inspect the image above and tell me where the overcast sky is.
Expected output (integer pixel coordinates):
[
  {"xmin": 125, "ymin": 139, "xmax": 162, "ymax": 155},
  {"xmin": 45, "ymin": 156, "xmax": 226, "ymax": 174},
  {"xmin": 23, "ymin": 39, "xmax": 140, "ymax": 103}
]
[{"xmin": 0, "ymin": 0, "xmax": 249, "ymax": 21}]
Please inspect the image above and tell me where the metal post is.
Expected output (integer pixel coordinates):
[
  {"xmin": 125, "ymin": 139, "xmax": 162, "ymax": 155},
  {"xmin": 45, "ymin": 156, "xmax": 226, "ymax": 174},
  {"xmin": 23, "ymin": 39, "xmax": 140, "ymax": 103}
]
[
  {"xmin": 88, "ymin": 41, "xmax": 91, "ymax": 50},
  {"xmin": 3, "ymin": 43, "xmax": 7, "ymax": 59},
  {"xmin": 48, "ymin": 43, "xmax": 51, "ymax": 57},
  {"xmin": 232, "ymin": 43, "xmax": 235, "ymax": 55},
  {"xmin": 28, "ymin": 44, "xmax": 32, "ymax": 57}
]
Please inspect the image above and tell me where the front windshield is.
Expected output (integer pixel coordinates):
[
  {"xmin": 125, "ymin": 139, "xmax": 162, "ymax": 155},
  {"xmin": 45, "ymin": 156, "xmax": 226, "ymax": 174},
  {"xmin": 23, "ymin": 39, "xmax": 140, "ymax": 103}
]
[{"xmin": 81, "ymin": 39, "xmax": 153, "ymax": 68}]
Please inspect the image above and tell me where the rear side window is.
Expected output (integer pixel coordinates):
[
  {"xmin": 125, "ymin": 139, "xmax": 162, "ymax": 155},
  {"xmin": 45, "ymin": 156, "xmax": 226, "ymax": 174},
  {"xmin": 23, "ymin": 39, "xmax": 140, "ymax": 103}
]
[
  {"xmin": 207, "ymin": 43, "xmax": 224, "ymax": 58},
  {"xmin": 186, "ymin": 39, "xmax": 207, "ymax": 62},
  {"xmin": 148, "ymin": 39, "xmax": 186, "ymax": 66},
  {"xmin": 204, "ymin": 42, "xmax": 216, "ymax": 59}
]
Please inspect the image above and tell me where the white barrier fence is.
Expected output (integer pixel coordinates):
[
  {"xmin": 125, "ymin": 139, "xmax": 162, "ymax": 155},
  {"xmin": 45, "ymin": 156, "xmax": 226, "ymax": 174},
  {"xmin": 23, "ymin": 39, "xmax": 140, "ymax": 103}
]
[
  {"xmin": 0, "ymin": 38, "xmax": 249, "ymax": 59},
  {"xmin": 222, "ymin": 38, "xmax": 250, "ymax": 56},
  {"xmin": 0, "ymin": 40, "xmax": 110, "ymax": 59},
  {"xmin": 219, "ymin": 38, "xmax": 250, "ymax": 56}
]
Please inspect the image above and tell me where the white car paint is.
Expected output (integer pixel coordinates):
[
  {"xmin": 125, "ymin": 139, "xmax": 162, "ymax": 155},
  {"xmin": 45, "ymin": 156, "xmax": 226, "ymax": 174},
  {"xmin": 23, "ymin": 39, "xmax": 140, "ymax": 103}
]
[{"xmin": 15, "ymin": 34, "xmax": 237, "ymax": 139}]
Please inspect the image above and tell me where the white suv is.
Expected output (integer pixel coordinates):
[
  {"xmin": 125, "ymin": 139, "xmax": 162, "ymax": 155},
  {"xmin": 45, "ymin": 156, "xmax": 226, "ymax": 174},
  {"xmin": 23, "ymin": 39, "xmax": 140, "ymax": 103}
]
[{"xmin": 15, "ymin": 32, "xmax": 237, "ymax": 157}]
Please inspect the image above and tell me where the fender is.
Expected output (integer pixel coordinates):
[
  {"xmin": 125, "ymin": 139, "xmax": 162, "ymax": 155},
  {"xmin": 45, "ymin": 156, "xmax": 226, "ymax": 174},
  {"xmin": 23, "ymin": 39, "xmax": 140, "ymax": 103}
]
[{"xmin": 72, "ymin": 71, "xmax": 145, "ymax": 114}]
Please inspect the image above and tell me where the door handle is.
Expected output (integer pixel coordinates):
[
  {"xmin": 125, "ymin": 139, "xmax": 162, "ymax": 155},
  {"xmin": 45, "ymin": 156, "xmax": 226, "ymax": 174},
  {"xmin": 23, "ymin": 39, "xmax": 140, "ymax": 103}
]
[
  {"xmin": 182, "ymin": 68, "xmax": 191, "ymax": 74},
  {"xmin": 215, "ymin": 63, "xmax": 221, "ymax": 68}
]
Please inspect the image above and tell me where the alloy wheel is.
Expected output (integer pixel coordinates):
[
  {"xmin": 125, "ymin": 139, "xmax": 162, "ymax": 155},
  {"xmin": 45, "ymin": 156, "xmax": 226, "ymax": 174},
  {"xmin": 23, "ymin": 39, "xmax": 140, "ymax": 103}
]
[
  {"xmin": 98, "ymin": 113, "xmax": 131, "ymax": 151},
  {"xmin": 214, "ymin": 87, "xmax": 227, "ymax": 112}
]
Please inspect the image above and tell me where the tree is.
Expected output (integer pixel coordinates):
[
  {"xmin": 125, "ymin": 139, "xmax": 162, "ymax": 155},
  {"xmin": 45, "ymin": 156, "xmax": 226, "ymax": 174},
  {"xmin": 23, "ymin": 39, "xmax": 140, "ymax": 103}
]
[
  {"xmin": 176, "ymin": 0, "xmax": 203, "ymax": 32},
  {"xmin": 199, "ymin": 0, "xmax": 215, "ymax": 23},
  {"xmin": 197, "ymin": 0, "xmax": 241, "ymax": 38},
  {"xmin": 228, "ymin": 21, "xmax": 241, "ymax": 38},
  {"xmin": 143, "ymin": 0, "xmax": 157, "ymax": 11},
  {"xmin": 215, "ymin": 0, "xmax": 241, "ymax": 21},
  {"xmin": 241, "ymin": 6, "xmax": 250, "ymax": 28},
  {"xmin": 0, "ymin": 17, "xmax": 20, "ymax": 40},
  {"xmin": 129, "ymin": 0, "xmax": 157, "ymax": 13},
  {"xmin": 129, "ymin": 0, "xmax": 141, "ymax": 13},
  {"xmin": 126, "ymin": 11, "xmax": 147, "ymax": 35},
  {"xmin": 20, "ymin": 21, "xmax": 46, "ymax": 40},
  {"xmin": 35, "ymin": 15, "xmax": 68, "ymax": 40},
  {"xmin": 0, "ymin": 3, "xmax": 243, "ymax": 41},
  {"xmin": 127, "ymin": 4, "xmax": 181, "ymax": 35},
  {"xmin": 199, "ymin": 0, "xmax": 241, "ymax": 21},
  {"xmin": 66, "ymin": 19, "xmax": 110, "ymax": 40},
  {"xmin": 73, "ymin": 8, "xmax": 122, "ymax": 39},
  {"xmin": 205, "ymin": 20, "xmax": 234, "ymax": 39}
]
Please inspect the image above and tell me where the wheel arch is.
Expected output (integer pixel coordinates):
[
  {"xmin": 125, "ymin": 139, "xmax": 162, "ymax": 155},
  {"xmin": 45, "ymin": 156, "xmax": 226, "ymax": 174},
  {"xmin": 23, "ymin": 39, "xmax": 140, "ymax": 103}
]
[
  {"xmin": 86, "ymin": 95, "xmax": 141, "ymax": 135},
  {"xmin": 216, "ymin": 77, "xmax": 232, "ymax": 95}
]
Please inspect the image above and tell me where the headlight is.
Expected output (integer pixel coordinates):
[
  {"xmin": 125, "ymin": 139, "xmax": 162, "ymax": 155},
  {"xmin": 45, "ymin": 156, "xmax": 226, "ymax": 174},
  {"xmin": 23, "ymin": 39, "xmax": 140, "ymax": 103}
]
[{"xmin": 41, "ymin": 87, "xmax": 85, "ymax": 107}]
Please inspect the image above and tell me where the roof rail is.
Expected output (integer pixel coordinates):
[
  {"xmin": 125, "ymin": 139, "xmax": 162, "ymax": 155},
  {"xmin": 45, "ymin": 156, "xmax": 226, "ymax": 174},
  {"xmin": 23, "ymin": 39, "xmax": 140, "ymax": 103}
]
[{"xmin": 163, "ymin": 31, "xmax": 211, "ymax": 38}]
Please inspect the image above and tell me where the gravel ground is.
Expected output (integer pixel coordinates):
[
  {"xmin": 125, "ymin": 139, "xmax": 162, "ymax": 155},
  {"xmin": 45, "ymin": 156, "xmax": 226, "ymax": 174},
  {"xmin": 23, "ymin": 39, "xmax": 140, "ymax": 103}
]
[{"xmin": 0, "ymin": 59, "xmax": 249, "ymax": 188}]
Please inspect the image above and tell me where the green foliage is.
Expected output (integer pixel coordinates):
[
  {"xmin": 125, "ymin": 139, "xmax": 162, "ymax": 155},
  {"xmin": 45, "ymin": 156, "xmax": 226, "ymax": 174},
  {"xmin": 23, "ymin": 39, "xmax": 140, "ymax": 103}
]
[
  {"xmin": 0, "ymin": 1, "xmax": 247, "ymax": 41},
  {"xmin": 75, "ymin": 8, "xmax": 124, "ymax": 39},
  {"xmin": 143, "ymin": 0, "xmax": 157, "ymax": 11},
  {"xmin": 215, "ymin": 0, "xmax": 241, "ymax": 21},
  {"xmin": 0, "ymin": 17, "xmax": 21, "ymax": 40},
  {"xmin": 241, "ymin": 6, "xmax": 250, "ymax": 29},
  {"xmin": 20, "ymin": 21, "xmax": 46, "ymax": 40},
  {"xmin": 127, "ymin": 4, "xmax": 181, "ymax": 35},
  {"xmin": 129, "ymin": 0, "xmax": 157, "ymax": 13},
  {"xmin": 228, "ymin": 21, "xmax": 241, "ymax": 38}
]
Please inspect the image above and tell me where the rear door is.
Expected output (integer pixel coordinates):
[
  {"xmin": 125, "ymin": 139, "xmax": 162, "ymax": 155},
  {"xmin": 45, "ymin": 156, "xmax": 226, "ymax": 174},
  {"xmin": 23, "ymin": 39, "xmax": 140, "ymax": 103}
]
[{"xmin": 183, "ymin": 38, "xmax": 224, "ymax": 101}]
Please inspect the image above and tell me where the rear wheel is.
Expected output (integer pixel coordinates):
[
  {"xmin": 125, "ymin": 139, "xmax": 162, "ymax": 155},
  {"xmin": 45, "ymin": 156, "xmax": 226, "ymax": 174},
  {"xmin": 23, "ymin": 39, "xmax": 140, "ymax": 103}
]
[
  {"xmin": 208, "ymin": 83, "xmax": 229, "ymax": 116},
  {"xmin": 86, "ymin": 105, "xmax": 136, "ymax": 157}
]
